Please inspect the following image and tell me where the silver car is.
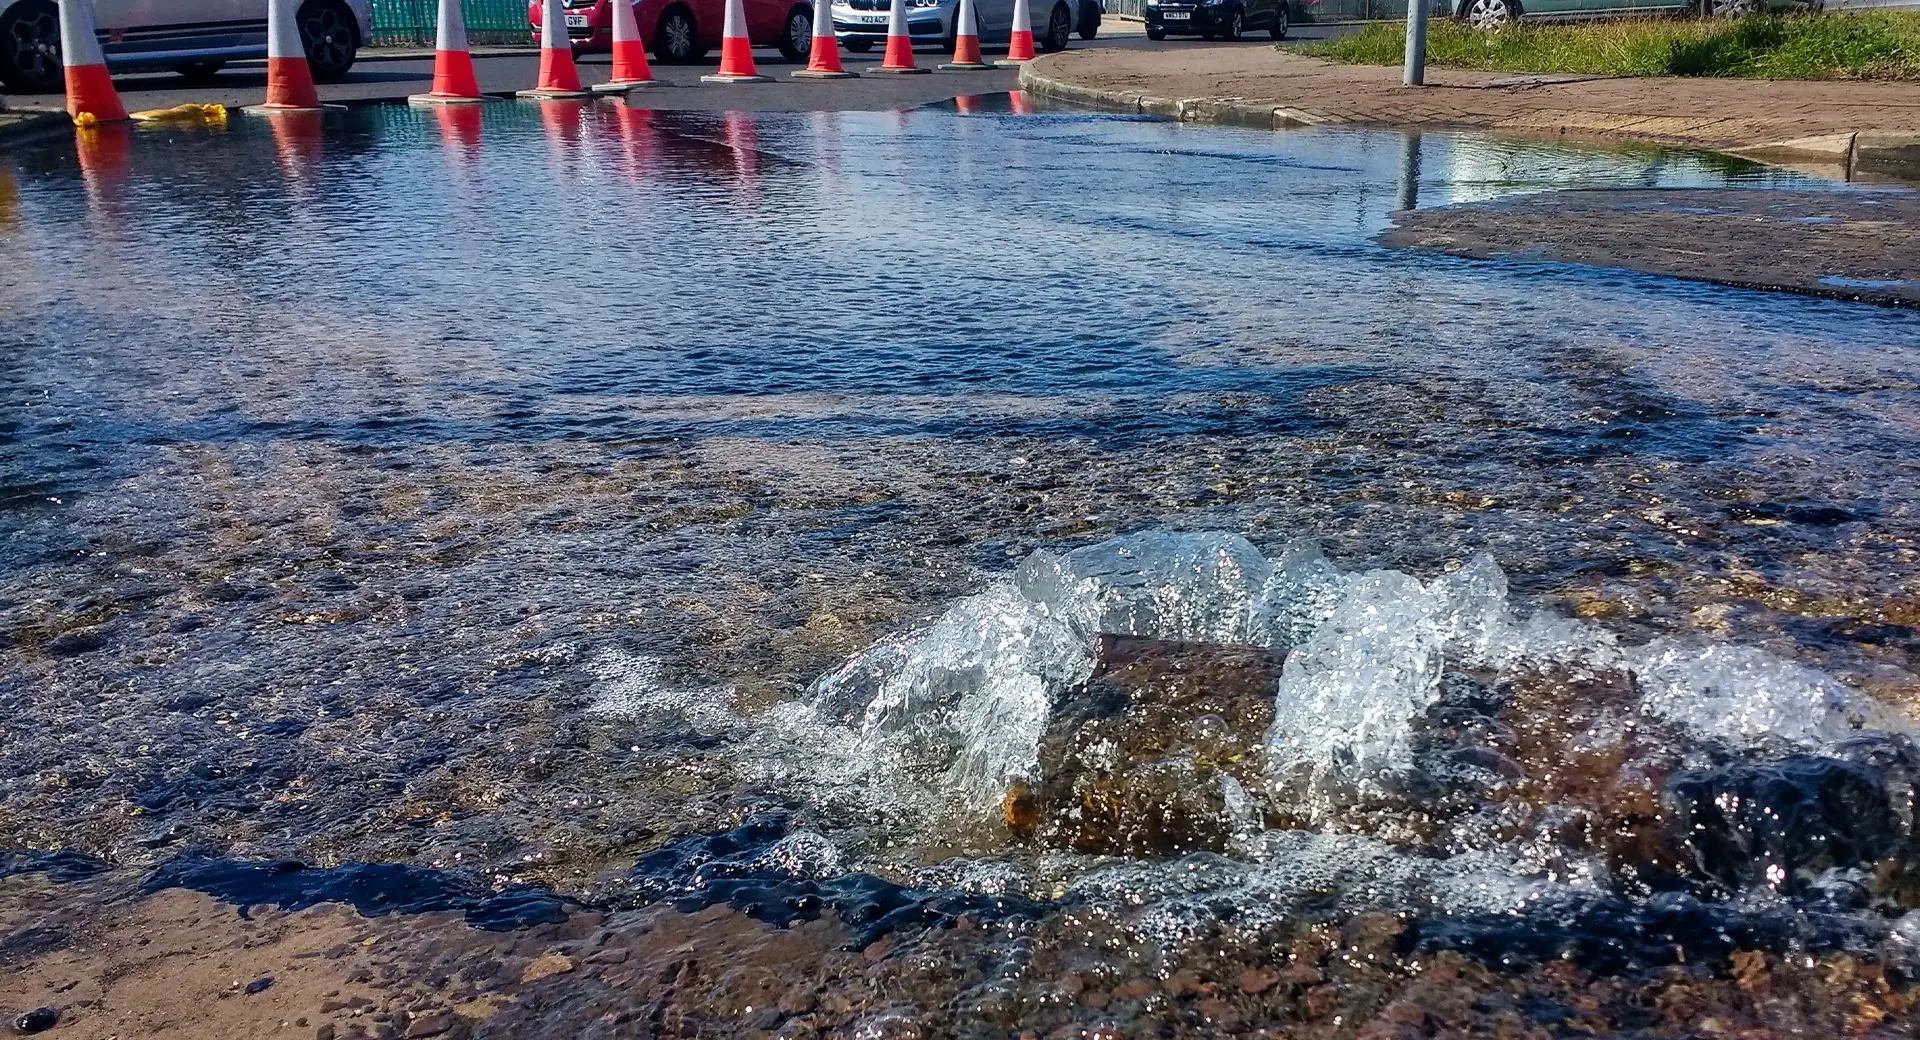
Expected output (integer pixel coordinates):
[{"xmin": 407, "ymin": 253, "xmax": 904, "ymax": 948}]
[
  {"xmin": 0, "ymin": 0, "xmax": 373, "ymax": 92},
  {"xmin": 830, "ymin": 0, "xmax": 1099, "ymax": 53}
]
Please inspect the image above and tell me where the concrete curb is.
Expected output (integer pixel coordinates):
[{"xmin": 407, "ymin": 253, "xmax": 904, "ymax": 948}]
[
  {"xmin": 0, "ymin": 110, "xmax": 69, "ymax": 148},
  {"xmin": 1017, "ymin": 62, "xmax": 1920, "ymax": 181},
  {"xmin": 1017, "ymin": 64, "xmax": 1333, "ymax": 131}
]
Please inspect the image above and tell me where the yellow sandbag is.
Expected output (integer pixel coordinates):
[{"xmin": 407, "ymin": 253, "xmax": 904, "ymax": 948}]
[{"xmin": 129, "ymin": 103, "xmax": 228, "ymax": 126}]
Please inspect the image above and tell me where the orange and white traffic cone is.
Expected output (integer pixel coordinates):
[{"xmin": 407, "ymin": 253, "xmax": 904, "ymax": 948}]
[
  {"xmin": 791, "ymin": 0, "xmax": 855, "ymax": 79},
  {"xmin": 59, "ymin": 0, "xmax": 128, "ymax": 124},
  {"xmin": 410, "ymin": 0, "xmax": 489, "ymax": 104},
  {"xmin": 701, "ymin": 0, "xmax": 771, "ymax": 83},
  {"xmin": 519, "ymin": 0, "xmax": 595, "ymax": 97},
  {"xmin": 593, "ymin": 0, "xmax": 659, "ymax": 92},
  {"xmin": 939, "ymin": 0, "xmax": 990, "ymax": 70},
  {"xmin": 872, "ymin": 0, "xmax": 928, "ymax": 74},
  {"xmin": 243, "ymin": 0, "xmax": 332, "ymax": 113},
  {"xmin": 1005, "ymin": 0, "xmax": 1035, "ymax": 62}
]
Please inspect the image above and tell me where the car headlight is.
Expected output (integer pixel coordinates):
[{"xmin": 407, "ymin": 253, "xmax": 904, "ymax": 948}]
[{"xmin": 910, "ymin": 0, "xmax": 940, "ymax": 7}]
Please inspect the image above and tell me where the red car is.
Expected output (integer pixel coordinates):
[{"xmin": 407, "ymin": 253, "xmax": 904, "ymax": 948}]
[{"xmin": 529, "ymin": 0, "xmax": 815, "ymax": 64}]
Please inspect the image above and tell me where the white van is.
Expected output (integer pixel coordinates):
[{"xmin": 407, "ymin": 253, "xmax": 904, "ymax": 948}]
[{"xmin": 0, "ymin": 0, "xmax": 373, "ymax": 92}]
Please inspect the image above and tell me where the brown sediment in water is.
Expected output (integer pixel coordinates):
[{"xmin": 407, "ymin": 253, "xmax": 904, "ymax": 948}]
[{"xmin": 7, "ymin": 869, "xmax": 1920, "ymax": 1039}]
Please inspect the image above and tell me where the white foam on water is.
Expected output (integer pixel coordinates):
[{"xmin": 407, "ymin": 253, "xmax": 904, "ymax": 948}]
[
  {"xmin": 748, "ymin": 530, "xmax": 1909, "ymax": 847},
  {"xmin": 586, "ymin": 651, "xmax": 737, "ymax": 731},
  {"xmin": 1627, "ymin": 636, "xmax": 1911, "ymax": 749}
]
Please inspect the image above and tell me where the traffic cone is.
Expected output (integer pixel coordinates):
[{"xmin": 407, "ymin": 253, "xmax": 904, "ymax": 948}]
[
  {"xmin": 701, "ymin": 0, "xmax": 771, "ymax": 83},
  {"xmin": 872, "ymin": 0, "xmax": 928, "ymax": 73},
  {"xmin": 593, "ymin": 0, "xmax": 659, "ymax": 92},
  {"xmin": 244, "ymin": 0, "xmax": 329, "ymax": 112},
  {"xmin": 939, "ymin": 0, "xmax": 990, "ymax": 70},
  {"xmin": 410, "ymin": 0, "xmax": 489, "ymax": 104},
  {"xmin": 59, "ymin": 0, "xmax": 127, "ymax": 124},
  {"xmin": 792, "ymin": 0, "xmax": 855, "ymax": 79},
  {"xmin": 519, "ymin": 0, "xmax": 595, "ymax": 97},
  {"xmin": 1006, "ymin": 0, "xmax": 1035, "ymax": 62}
]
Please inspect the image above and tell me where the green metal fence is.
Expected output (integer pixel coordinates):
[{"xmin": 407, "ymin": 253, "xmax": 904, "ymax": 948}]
[{"xmin": 370, "ymin": 0, "xmax": 532, "ymax": 47}]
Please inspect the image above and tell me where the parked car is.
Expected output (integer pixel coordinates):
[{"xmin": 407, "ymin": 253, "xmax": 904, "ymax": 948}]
[
  {"xmin": 829, "ymin": 0, "xmax": 1097, "ymax": 52},
  {"xmin": 529, "ymin": 0, "xmax": 815, "ymax": 63},
  {"xmin": 1457, "ymin": 0, "xmax": 1809, "ymax": 29},
  {"xmin": 0, "ymin": 0, "xmax": 370, "ymax": 93},
  {"xmin": 1143, "ymin": 0, "xmax": 1286, "ymax": 39}
]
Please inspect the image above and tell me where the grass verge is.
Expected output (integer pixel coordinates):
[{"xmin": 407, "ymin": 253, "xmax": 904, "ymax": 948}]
[{"xmin": 1300, "ymin": 12, "xmax": 1920, "ymax": 79}]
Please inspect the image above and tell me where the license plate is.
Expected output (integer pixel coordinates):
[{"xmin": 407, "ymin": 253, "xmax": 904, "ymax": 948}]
[
  {"xmin": 565, "ymin": 14, "xmax": 589, "ymax": 26},
  {"xmin": 861, "ymin": 13, "xmax": 885, "ymax": 21},
  {"xmin": 1162, "ymin": 10, "xmax": 1190, "ymax": 18}
]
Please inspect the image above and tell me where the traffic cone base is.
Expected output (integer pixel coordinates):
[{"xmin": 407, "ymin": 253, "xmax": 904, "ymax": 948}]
[
  {"xmin": 64, "ymin": 63, "xmax": 128, "ymax": 123},
  {"xmin": 791, "ymin": 68, "xmax": 857, "ymax": 79},
  {"xmin": 592, "ymin": 78, "xmax": 660, "ymax": 93},
  {"xmin": 409, "ymin": 93, "xmax": 494, "ymax": 105},
  {"xmin": 701, "ymin": 72, "xmax": 773, "ymax": 82},
  {"xmin": 518, "ymin": 87, "xmax": 598, "ymax": 97},
  {"xmin": 938, "ymin": 59, "xmax": 994, "ymax": 69}
]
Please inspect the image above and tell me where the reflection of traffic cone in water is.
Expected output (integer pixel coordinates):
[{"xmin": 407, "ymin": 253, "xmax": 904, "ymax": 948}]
[
  {"xmin": 792, "ymin": 0, "xmax": 855, "ymax": 79},
  {"xmin": 59, "ymin": 0, "xmax": 128, "ymax": 124},
  {"xmin": 954, "ymin": 93, "xmax": 980, "ymax": 114},
  {"xmin": 594, "ymin": 0, "xmax": 658, "ymax": 92},
  {"xmin": 268, "ymin": 108, "xmax": 325, "ymax": 182},
  {"xmin": 1008, "ymin": 88, "xmax": 1035, "ymax": 114},
  {"xmin": 873, "ymin": 0, "xmax": 928, "ymax": 74},
  {"xmin": 432, "ymin": 102, "xmax": 484, "ymax": 158},
  {"xmin": 246, "ymin": 0, "xmax": 328, "ymax": 112},
  {"xmin": 74, "ymin": 122, "xmax": 132, "ymax": 210},
  {"xmin": 410, "ymin": 0, "xmax": 488, "ymax": 104},
  {"xmin": 538, "ymin": 97, "xmax": 588, "ymax": 171},
  {"xmin": 1006, "ymin": 0, "xmax": 1035, "ymax": 62},
  {"xmin": 520, "ymin": 0, "xmax": 594, "ymax": 97},
  {"xmin": 611, "ymin": 101, "xmax": 660, "ymax": 183},
  {"xmin": 940, "ymin": 0, "xmax": 991, "ymax": 70},
  {"xmin": 701, "ymin": 0, "xmax": 771, "ymax": 83},
  {"xmin": 724, "ymin": 110, "xmax": 760, "ymax": 184}
]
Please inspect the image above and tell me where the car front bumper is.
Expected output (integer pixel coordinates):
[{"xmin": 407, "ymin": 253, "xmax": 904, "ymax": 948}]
[{"xmin": 1145, "ymin": 5, "xmax": 1233, "ymax": 32}]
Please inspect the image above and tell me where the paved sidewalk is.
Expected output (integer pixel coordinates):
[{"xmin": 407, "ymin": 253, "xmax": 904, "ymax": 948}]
[{"xmin": 1021, "ymin": 43, "xmax": 1920, "ymax": 175}]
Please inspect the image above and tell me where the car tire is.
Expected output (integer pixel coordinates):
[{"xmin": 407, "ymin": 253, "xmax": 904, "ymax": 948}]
[
  {"xmin": 653, "ymin": 5, "xmax": 701, "ymax": 62},
  {"xmin": 1700, "ymin": 0, "xmax": 1758, "ymax": 15},
  {"xmin": 1459, "ymin": 0, "xmax": 1517, "ymax": 29},
  {"xmin": 1223, "ymin": 6, "xmax": 1243, "ymax": 38},
  {"xmin": 777, "ymin": 4, "xmax": 812, "ymax": 59},
  {"xmin": 175, "ymin": 61, "xmax": 228, "ymax": 83},
  {"xmin": 1078, "ymin": 1, "xmax": 1100, "ymax": 38},
  {"xmin": 1039, "ymin": 2, "xmax": 1071, "ymax": 50},
  {"xmin": 1269, "ymin": 2, "xmax": 1288, "ymax": 38},
  {"xmin": 1145, "ymin": 25, "xmax": 1166, "ymax": 38},
  {"xmin": 298, "ymin": 0, "xmax": 358, "ymax": 82},
  {"xmin": 0, "ymin": 0, "xmax": 61, "ymax": 94},
  {"xmin": 846, "ymin": 37, "xmax": 874, "ymax": 51}
]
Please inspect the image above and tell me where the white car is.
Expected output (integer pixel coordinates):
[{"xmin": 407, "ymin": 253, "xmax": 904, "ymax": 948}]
[
  {"xmin": 830, "ymin": 0, "xmax": 1099, "ymax": 53},
  {"xmin": 0, "ymin": 0, "xmax": 373, "ymax": 92}
]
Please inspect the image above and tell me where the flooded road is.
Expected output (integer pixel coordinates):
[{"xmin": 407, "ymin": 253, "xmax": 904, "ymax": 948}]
[{"xmin": 5, "ymin": 99, "xmax": 1920, "ymax": 1036}]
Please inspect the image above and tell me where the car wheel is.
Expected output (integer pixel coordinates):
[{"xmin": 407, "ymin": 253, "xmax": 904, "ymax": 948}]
[
  {"xmin": 1078, "ymin": 1, "xmax": 1100, "ymax": 38},
  {"xmin": 1460, "ymin": 0, "xmax": 1516, "ymax": 29},
  {"xmin": 777, "ymin": 5, "xmax": 812, "ymax": 59},
  {"xmin": 653, "ymin": 6, "xmax": 700, "ymax": 62},
  {"xmin": 299, "ymin": 0, "xmax": 358, "ymax": 82},
  {"xmin": 175, "ymin": 61, "xmax": 228, "ymax": 83},
  {"xmin": 1145, "ymin": 25, "xmax": 1166, "ymax": 39},
  {"xmin": 0, "ymin": 0, "xmax": 61, "ymax": 93},
  {"xmin": 1223, "ymin": 6, "xmax": 1243, "ymax": 38},
  {"xmin": 846, "ymin": 37, "xmax": 874, "ymax": 51},
  {"xmin": 1039, "ymin": 2, "xmax": 1071, "ymax": 50},
  {"xmin": 1269, "ymin": 2, "xmax": 1288, "ymax": 38},
  {"xmin": 1701, "ymin": 0, "xmax": 1758, "ymax": 15}
]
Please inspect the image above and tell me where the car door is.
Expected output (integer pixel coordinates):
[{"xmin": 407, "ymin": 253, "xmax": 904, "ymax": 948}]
[
  {"xmin": 93, "ymin": 0, "xmax": 259, "ymax": 53},
  {"xmin": 1242, "ymin": 0, "xmax": 1275, "ymax": 29},
  {"xmin": 976, "ymin": 0, "xmax": 1015, "ymax": 41}
]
